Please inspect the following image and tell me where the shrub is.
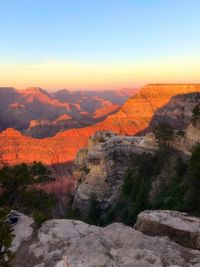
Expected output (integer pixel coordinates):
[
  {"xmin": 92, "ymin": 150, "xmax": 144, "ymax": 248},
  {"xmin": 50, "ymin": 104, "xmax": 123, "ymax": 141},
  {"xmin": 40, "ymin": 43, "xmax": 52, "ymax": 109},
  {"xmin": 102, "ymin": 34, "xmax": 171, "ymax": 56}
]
[
  {"xmin": 191, "ymin": 105, "xmax": 200, "ymax": 126},
  {"xmin": 192, "ymin": 105, "xmax": 200, "ymax": 118},
  {"xmin": 20, "ymin": 189, "xmax": 56, "ymax": 212},
  {"xmin": 0, "ymin": 208, "xmax": 14, "ymax": 267},
  {"xmin": 175, "ymin": 157, "xmax": 188, "ymax": 177},
  {"xmin": 87, "ymin": 193, "xmax": 101, "ymax": 225},
  {"xmin": 104, "ymin": 147, "xmax": 192, "ymax": 226},
  {"xmin": 67, "ymin": 208, "xmax": 82, "ymax": 220},
  {"xmin": 153, "ymin": 121, "xmax": 173, "ymax": 146},
  {"xmin": 185, "ymin": 143, "xmax": 200, "ymax": 215},
  {"xmin": 176, "ymin": 130, "xmax": 185, "ymax": 137},
  {"xmin": 0, "ymin": 162, "xmax": 53, "ymax": 201},
  {"xmin": 0, "ymin": 162, "xmax": 56, "ymax": 226},
  {"xmin": 32, "ymin": 209, "xmax": 47, "ymax": 227}
]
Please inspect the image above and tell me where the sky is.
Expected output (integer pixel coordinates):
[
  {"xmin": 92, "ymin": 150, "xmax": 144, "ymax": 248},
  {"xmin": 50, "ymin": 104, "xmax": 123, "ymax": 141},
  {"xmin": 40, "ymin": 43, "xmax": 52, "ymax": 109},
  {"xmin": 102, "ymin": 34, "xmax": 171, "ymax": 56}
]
[{"xmin": 0, "ymin": 0, "xmax": 200, "ymax": 90}]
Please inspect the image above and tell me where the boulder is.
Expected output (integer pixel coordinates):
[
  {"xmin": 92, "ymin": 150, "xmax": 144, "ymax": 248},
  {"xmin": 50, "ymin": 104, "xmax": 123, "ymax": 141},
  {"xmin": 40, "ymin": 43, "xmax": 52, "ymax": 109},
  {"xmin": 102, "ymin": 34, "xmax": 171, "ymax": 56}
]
[
  {"xmin": 10, "ymin": 211, "xmax": 34, "ymax": 252},
  {"xmin": 135, "ymin": 210, "xmax": 200, "ymax": 250}
]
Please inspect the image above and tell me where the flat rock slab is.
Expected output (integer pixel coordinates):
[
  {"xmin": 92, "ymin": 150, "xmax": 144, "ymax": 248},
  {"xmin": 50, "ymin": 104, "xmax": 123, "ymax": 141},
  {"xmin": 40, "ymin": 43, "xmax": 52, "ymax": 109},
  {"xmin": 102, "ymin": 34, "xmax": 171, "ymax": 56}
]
[
  {"xmin": 134, "ymin": 210, "xmax": 200, "ymax": 250},
  {"xmin": 14, "ymin": 219, "xmax": 200, "ymax": 267},
  {"xmin": 11, "ymin": 211, "xmax": 34, "ymax": 252}
]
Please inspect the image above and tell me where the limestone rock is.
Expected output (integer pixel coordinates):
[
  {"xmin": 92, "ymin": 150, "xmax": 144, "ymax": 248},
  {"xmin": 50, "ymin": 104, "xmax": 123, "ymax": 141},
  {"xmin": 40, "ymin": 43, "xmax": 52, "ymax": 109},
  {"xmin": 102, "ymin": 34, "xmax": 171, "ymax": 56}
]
[
  {"xmin": 185, "ymin": 118, "xmax": 200, "ymax": 151},
  {"xmin": 13, "ymin": 216, "xmax": 200, "ymax": 267},
  {"xmin": 11, "ymin": 211, "xmax": 34, "ymax": 252},
  {"xmin": 148, "ymin": 91, "xmax": 200, "ymax": 131},
  {"xmin": 135, "ymin": 210, "xmax": 200, "ymax": 250},
  {"xmin": 72, "ymin": 131, "xmax": 155, "ymax": 214}
]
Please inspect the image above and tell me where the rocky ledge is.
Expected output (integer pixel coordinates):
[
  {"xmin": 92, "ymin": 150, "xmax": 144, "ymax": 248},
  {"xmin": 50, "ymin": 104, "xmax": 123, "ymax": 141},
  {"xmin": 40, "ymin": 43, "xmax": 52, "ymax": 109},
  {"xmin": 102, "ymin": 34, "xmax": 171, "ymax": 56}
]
[
  {"xmin": 12, "ymin": 210, "xmax": 200, "ymax": 267},
  {"xmin": 135, "ymin": 210, "xmax": 200, "ymax": 250},
  {"xmin": 72, "ymin": 131, "xmax": 156, "ymax": 215}
]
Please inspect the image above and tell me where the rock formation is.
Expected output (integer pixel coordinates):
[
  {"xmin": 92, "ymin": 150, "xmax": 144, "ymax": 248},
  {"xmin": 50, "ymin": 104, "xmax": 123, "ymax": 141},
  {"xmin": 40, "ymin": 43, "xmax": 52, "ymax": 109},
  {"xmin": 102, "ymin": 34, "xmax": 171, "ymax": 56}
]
[
  {"xmin": 185, "ymin": 115, "xmax": 200, "ymax": 151},
  {"xmin": 0, "ymin": 127, "xmax": 91, "ymax": 165},
  {"xmin": 148, "ymin": 91, "xmax": 200, "ymax": 132},
  {"xmin": 12, "ymin": 210, "xmax": 200, "ymax": 267},
  {"xmin": 0, "ymin": 87, "xmax": 133, "ymax": 137},
  {"xmin": 10, "ymin": 212, "xmax": 34, "ymax": 253},
  {"xmin": 1, "ymin": 84, "xmax": 200, "ymax": 166},
  {"xmin": 72, "ymin": 110, "xmax": 200, "ymax": 215},
  {"xmin": 172, "ymin": 109, "xmax": 200, "ymax": 154},
  {"xmin": 135, "ymin": 210, "xmax": 200, "ymax": 250},
  {"xmin": 92, "ymin": 104, "xmax": 120, "ymax": 120},
  {"xmin": 0, "ymin": 85, "xmax": 199, "ymax": 208},
  {"xmin": 72, "ymin": 131, "xmax": 156, "ymax": 214},
  {"xmin": 100, "ymin": 84, "xmax": 200, "ymax": 135}
]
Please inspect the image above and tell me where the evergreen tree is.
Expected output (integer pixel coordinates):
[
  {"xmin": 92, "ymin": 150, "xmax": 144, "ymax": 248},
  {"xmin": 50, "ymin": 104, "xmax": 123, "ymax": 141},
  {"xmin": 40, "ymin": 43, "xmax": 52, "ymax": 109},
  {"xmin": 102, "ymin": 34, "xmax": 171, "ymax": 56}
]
[
  {"xmin": 153, "ymin": 121, "xmax": 173, "ymax": 146},
  {"xmin": 186, "ymin": 143, "xmax": 200, "ymax": 214},
  {"xmin": 88, "ymin": 193, "xmax": 101, "ymax": 225},
  {"xmin": 0, "ymin": 208, "xmax": 14, "ymax": 267},
  {"xmin": 0, "ymin": 162, "xmax": 56, "ymax": 226}
]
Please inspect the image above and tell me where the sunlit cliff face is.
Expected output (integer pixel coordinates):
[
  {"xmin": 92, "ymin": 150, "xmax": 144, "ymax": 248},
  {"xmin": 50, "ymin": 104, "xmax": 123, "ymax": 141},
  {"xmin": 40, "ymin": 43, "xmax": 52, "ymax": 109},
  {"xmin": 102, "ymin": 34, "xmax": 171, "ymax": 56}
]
[{"xmin": 0, "ymin": 56, "xmax": 200, "ymax": 90}]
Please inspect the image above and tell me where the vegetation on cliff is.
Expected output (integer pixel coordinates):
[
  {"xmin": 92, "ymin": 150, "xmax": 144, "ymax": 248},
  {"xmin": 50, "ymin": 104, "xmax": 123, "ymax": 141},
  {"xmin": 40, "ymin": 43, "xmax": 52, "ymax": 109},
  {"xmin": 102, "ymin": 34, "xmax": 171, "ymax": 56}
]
[
  {"xmin": 191, "ymin": 104, "xmax": 200, "ymax": 126},
  {"xmin": 153, "ymin": 121, "xmax": 173, "ymax": 146},
  {"xmin": 0, "ymin": 208, "xmax": 14, "ymax": 267},
  {"xmin": 0, "ymin": 161, "xmax": 57, "ymax": 266},
  {"xmin": 101, "ymin": 143, "xmax": 200, "ymax": 226},
  {"xmin": 0, "ymin": 162, "xmax": 56, "ymax": 225}
]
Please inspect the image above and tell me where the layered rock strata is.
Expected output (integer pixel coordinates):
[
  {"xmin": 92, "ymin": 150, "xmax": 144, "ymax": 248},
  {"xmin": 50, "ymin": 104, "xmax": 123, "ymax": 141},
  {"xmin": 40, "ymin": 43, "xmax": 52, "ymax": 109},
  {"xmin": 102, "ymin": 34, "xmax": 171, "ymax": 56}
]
[
  {"xmin": 72, "ymin": 131, "xmax": 156, "ymax": 214},
  {"xmin": 0, "ymin": 85, "xmax": 199, "ymax": 208},
  {"xmin": 1, "ymin": 85, "xmax": 200, "ymax": 166}
]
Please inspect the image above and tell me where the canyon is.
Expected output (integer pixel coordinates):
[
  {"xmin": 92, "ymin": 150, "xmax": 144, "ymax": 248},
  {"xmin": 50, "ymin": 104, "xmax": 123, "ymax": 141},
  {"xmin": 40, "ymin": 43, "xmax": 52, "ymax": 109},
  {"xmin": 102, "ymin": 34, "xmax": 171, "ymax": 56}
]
[
  {"xmin": 0, "ymin": 84, "xmax": 200, "ymax": 166},
  {"xmin": 0, "ymin": 84, "xmax": 200, "ymax": 210},
  {"xmin": 72, "ymin": 114, "xmax": 200, "ymax": 216},
  {"xmin": 1, "ymin": 85, "xmax": 200, "ymax": 267},
  {"xmin": 0, "ymin": 87, "xmax": 135, "ymax": 137}
]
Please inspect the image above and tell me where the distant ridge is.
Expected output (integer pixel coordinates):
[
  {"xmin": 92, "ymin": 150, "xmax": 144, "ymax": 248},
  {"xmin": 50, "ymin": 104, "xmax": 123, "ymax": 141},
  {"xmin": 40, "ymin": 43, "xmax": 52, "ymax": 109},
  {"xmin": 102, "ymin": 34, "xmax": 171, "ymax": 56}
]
[
  {"xmin": 0, "ymin": 87, "xmax": 136, "ymax": 137},
  {"xmin": 0, "ymin": 84, "xmax": 200, "ymax": 166}
]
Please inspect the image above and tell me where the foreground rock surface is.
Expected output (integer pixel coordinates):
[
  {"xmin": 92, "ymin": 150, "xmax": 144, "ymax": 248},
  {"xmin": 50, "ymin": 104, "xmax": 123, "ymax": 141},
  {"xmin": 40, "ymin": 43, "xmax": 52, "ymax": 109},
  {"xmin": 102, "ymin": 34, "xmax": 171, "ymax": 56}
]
[
  {"xmin": 11, "ymin": 211, "xmax": 34, "ymax": 252},
  {"xmin": 12, "ymin": 211, "xmax": 200, "ymax": 267},
  {"xmin": 135, "ymin": 210, "xmax": 200, "ymax": 250}
]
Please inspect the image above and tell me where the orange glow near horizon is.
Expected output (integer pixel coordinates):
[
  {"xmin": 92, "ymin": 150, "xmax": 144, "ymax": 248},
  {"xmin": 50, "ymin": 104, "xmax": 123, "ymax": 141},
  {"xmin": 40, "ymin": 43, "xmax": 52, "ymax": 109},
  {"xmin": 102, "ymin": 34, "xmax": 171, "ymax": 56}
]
[{"xmin": 1, "ymin": 56, "xmax": 200, "ymax": 90}]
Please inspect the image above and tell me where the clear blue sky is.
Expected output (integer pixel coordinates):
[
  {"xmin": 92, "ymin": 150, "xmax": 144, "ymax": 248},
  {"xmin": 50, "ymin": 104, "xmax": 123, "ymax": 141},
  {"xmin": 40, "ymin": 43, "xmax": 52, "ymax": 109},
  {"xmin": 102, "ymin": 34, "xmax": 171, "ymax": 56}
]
[{"xmin": 0, "ymin": 0, "xmax": 200, "ymax": 89}]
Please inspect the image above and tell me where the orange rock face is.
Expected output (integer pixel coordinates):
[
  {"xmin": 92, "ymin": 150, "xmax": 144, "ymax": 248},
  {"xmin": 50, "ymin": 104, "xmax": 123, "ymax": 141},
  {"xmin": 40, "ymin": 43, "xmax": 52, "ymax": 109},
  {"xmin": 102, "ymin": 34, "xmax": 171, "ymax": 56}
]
[
  {"xmin": 0, "ymin": 128, "xmax": 89, "ymax": 165},
  {"xmin": 1, "ymin": 84, "xmax": 200, "ymax": 166},
  {"xmin": 92, "ymin": 104, "xmax": 120, "ymax": 120},
  {"xmin": 101, "ymin": 84, "xmax": 200, "ymax": 135}
]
